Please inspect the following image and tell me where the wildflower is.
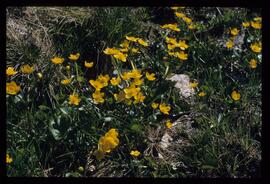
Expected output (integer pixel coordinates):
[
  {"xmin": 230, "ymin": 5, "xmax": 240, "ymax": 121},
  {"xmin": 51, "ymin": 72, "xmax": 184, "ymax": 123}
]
[
  {"xmin": 182, "ymin": 16, "xmax": 192, "ymax": 24},
  {"xmin": 97, "ymin": 74, "xmax": 110, "ymax": 87},
  {"xmin": 120, "ymin": 40, "xmax": 130, "ymax": 48},
  {"xmin": 97, "ymin": 128, "xmax": 119, "ymax": 155},
  {"xmin": 249, "ymin": 59, "xmax": 257, "ymax": 69},
  {"xmin": 84, "ymin": 61, "xmax": 94, "ymax": 68},
  {"xmin": 124, "ymin": 86, "xmax": 141, "ymax": 99},
  {"xmin": 166, "ymin": 37, "xmax": 178, "ymax": 45},
  {"xmin": 137, "ymin": 39, "xmax": 149, "ymax": 47},
  {"xmin": 130, "ymin": 150, "xmax": 140, "ymax": 157},
  {"xmin": 113, "ymin": 52, "xmax": 127, "ymax": 62},
  {"xmin": 242, "ymin": 22, "xmax": 250, "ymax": 28},
  {"xmin": 251, "ymin": 21, "xmax": 262, "ymax": 29},
  {"xmin": 21, "ymin": 64, "xmax": 34, "ymax": 74},
  {"xmin": 78, "ymin": 166, "xmax": 84, "ymax": 172},
  {"xmin": 103, "ymin": 48, "xmax": 120, "ymax": 55},
  {"xmin": 110, "ymin": 76, "xmax": 121, "ymax": 86},
  {"xmin": 188, "ymin": 24, "xmax": 196, "ymax": 30},
  {"xmin": 92, "ymin": 90, "xmax": 105, "ymax": 104},
  {"xmin": 250, "ymin": 42, "xmax": 262, "ymax": 53},
  {"xmin": 226, "ymin": 40, "xmax": 234, "ymax": 49},
  {"xmin": 231, "ymin": 90, "xmax": 241, "ymax": 101},
  {"xmin": 175, "ymin": 51, "xmax": 188, "ymax": 60},
  {"xmin": 161, "ymin": 24, "xmax": 180, "ymax": 32},
  {"xmin": 125, "ymin": 36, "xmax": 139, "ymax": 42},
  {"xmin": 145, "ymin": 72, "xmax": 156, "ymax": 81},
  {"xmin": 61, "ymin": 78, "xmax": 72, "ymax": 85},
  {"xmin": 159, "ymin": 103, "xmax": 171, "ymax": 115},
  {"xmin": 190, "ymin": 82, "xmax": 198, "ymax": 88},
  {"xmin": 177, "ymin": 40, "xmax": 189, "ymax": 50},
  {"xmin": 131, "ymin": 78, "xmax": 144, "ymax": 87},
  {"xmin": 166, "ymin": 120, "xmax": 173, "ymax": 129},
  {"xmin": 68, "ymin": 53, "xmax": 80, "ymax": 61},
  {"xmin": 69, "ymin": 93, "xmax": 81, "ymax": 105},
  {"xmin": 134, "ymin": 92, "xmax": 146, "ymax": 103},
  {"xmin": 131, "ymin": 48, "xmax": 139, "ymax": 53},
  {"xmin": 89, "ymin": 80, "xmax": 104, "ymax": 91},
  {"xmin": 120, "ymin": 48, "xmax": 129, "ymax": 53},
  {"xmin": 230, "ymin": 28, "xmax": 239, "ymax": 36},
  {"xmin": 6, "ymin": 154, "xmax": 13, "ymax": 164},
  {"xmin": 175, "ymin": 12, "xmax": 185, "ymax": 18},
  {"xmin": 37, "ymin": 72, "xmax": 43, "ymax": 79},
  {"xmin": 51, "ymin": 57, "xmax": 64, "ymax": 64},
  {"xmin": 151, "ymin": 102, "xmax": 159, "ymax": 109},
  {"xmin": 198, "ymin": 91, "xmax": 206, "ymax": 97},
  {"xmin": 121, "ymin": 72, "xmax": 132, "ymax": 80},
  {"xmin": 66, "ymin": 65, "xmax": 71, "ymax": 70},
  {"xmin": 6, "ymin": 81, "xmax": 20, "ymax": 95},
  {"xmin": 6, "ymin": 67, "xmax": 18, "ymax": 76},
  {"xmin": 167, "ymin": 44, "xmax": 176, "ymax": 50},
  {"xmin": 129, "ymin": 69, "xmax": 142, "ymax": 79}
]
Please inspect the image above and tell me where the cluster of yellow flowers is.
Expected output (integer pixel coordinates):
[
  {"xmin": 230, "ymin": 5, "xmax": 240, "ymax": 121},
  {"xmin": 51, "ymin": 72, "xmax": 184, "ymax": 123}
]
[
  {"xmin": 94, "ymin": 128, "xmax": 119, "ymax": 160},
  {"xmin": 6, "ymin": 154, "xmax": 13, "ymax": 164},
  {"xmin": 151, "ymin": 102, "xmax": 171, "ymax": 115},
  {"xmin": 242, "ymin": 17, "xmax": 262, "ymax": 29},
  {"xmin": 166, "ymin": 37, "xmax": 189, "ymax": 61},
  {"xmin": 225, "ymin": 27, "xmax": 240, "ymax": 49},
  {"xmin": 6, "ymin": 64, "xmax": 35, "ymax": 95},
  {"xmin": 161, "ymin": 23, "xmax": 180, "ymax": 32},
  {"xmin": 173, "ymin": 8, "xmax": 195, "ymax": 30}
]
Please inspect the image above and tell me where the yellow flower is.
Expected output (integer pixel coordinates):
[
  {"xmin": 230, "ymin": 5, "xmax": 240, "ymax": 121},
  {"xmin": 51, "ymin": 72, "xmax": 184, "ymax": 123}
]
[
  {"xmin": 51, "ymin": 57, "xmax": 64, "ymax": 64},
  {"xmin": 92, "ymin": 90, "xmax": 105, "ymax": 104},
  {"xmin": 130, "ymin": 150, "xmax": 140, "ymax": 157},
  {"xmin": 132, "ymin": 78, "xmax": 144, "ymax": 86},
  {"xmin": 251, "ymin": 21, "xmax": 262, "ymax": 29},
  {"xmin": 231, "ymin": 90, "xmax": 241, "ymax": 101},
  {"xmin": 21, "ymin": 64, "xmax": 34, "ymax": 74},
  {"xmin": 182, "ymin": 16, "xmax": 192, "ymax": 24},
  {"xmin": 134, "ymin": 92, "xmax": 146, "ymax": 104},
  {"xmin": 177, "ymin": 40, "xmax": 189, "ymax": 50},
  {"xmin": 145, "ymin": 72, "xmax": 156, "ymax": 81},
  {"xmin": 190, "ymin": 82, "xmax": 198, "ymax": 88},
  {"xmin": 68, "ymin": 53, "xmax": 80, "ymax": 61},
  {"xmin": 61, "ymin": 78, "xmax": 72, "ymax": 85},
  {"xmin": 120, "ymin": 48, "xmax": 129, "ymax": 53},
  {"xmin": 120, "ymin": 40, "xmax": 130, "ymax": 48},
  {"xmin": 253, "ymin": 17, "xmax": 262, "ymax": 22},
  {"xmin": 188, "ymin": 24, "xmax": 196, "ymax": 30},
  {"xmin": 69, "ymin": 93, "xmax": 81, "ymax": 105},
  {"xmin": 226, "ymin": 40, "xmax": 234, "ymax": 49},
  {"xmin": 121, "ymin": 72, "xmax": 132, "ymax": 80},
  {"xmin": 6, "ymin": 67, "xmax": 18, "ymax": 76},
  {"xmin": 168, "ymin": 51, "xmax": 175, "ymax": 56},
  {"xmin": 6, "ymin": 81, "xmax": 20, "ymax": 95},
  {"xmin": 230, "ymin": 28, "xmax": 239, "ymax": 36},
  {"xmin": 98, "ymin": 74, "xmax": 110, "ymax": 86},
  {"xmin": 113, "ymin": 52, "xmax": 127, "ymax": 62},
  {"xmin": 103, "ymin": 47, "xmax": 120, "ymax": 55},
  {"xmin": 6, "ymin": 154, "xmax": 13, "ymax": 164},
  {"xmin": 159, "ymin": 103, "xmax": 171, "ymax": 115},
  {"xmin": 175, "ymin": 12, "xmax": 186, "ymax": 18},
  {"xmin": 124, "ymin": 86, "xmax": 141, "ymax": 99},
  {"xmin": 166, "ymin": 37, "xmax": 178, "ymax": 45},
  {"xmin": 167, "ymin": 44, "xmax": 176, "ymax": 50},
  {"xmin": 105, "ymin": 128, "xmax": 119, "ymax": 138},
  {"xmin": 137, "ymin": 39, "xmax": 149, "ymax": 47},
  {"xmin": 161, "ymin": 24, "xmax": 180, "ymax": 32},
  {"xmin": 166, "ymin": 120, "xmax": 173, "ymax": 129},
  {"xmin": 37, "ymin": 72, "xmax": 43, "ymax": 79},
  {"xmin": 89, "ymin": 80, "xmax": 104, "ymax": 91},
  {"xmin": 125, "ymin": 99, "xmax": 133, "ymax": 105},
  {"xmin": 110, "ymin": 76, "xmax": 121, "ymax": 86},
  {"xmin": 249, "ymin": 59, "xmax": 257, "ymax": 69},
  {"xmin": 131, "ymin": 48, "xmax": 139, "ymax": 53},
  {"xmin": 198, "ymin": 91, "xmax": 206, "ymax": 97},
  {"xmin": 175, "ymin": 51, "xmax": 188, "ymax": 60},
  {"xmin": 242, "ymin": 22, "xmax": 250, "ymax": 28},
  {"xmin": 129, "ymin": 69, "xmax": 142, "ymax": 79},
  {"xmin": 250, "ymin": 42, "xmax": 262, "ymax": 53},
  {"xmin": 125, "ymin": 36, "xmax": 139, "ymax": 42},
  {"xmin": 151, "ymin": 102, "xmax": 159, "ymax": 109},
  {"xmin": 84, "ymin": 61, "xmax": 94, "ymax": 68},
  {"xmin": 66, "ymin": 65, "xmax": 71, "ymax": 70},
  {"xmin": 98, "ymin": 129, "xmax": 119, "ymax": 153}
]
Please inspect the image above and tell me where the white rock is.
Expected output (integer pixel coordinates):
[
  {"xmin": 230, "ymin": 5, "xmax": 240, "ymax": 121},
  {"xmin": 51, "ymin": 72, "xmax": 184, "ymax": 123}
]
[{"xmin": 167, "ymin": 74, "xmax": 194, "ymax": 98}]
